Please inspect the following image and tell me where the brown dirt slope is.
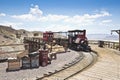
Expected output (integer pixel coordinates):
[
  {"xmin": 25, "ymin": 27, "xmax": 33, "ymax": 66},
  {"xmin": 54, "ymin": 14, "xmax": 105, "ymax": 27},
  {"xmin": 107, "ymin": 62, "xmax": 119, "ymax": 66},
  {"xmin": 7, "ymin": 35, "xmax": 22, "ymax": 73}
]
[{"xmin": 0, "ymin": 25, "xmax": 17, "ymax": 45}]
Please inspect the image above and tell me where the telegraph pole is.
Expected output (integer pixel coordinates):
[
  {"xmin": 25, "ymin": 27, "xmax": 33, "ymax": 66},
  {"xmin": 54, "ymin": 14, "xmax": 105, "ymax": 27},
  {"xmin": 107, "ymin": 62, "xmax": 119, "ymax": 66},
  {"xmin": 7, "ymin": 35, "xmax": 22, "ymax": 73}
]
[{"xmin": 111, "ymin": 30, "xmax": 120, "ymax": 51}]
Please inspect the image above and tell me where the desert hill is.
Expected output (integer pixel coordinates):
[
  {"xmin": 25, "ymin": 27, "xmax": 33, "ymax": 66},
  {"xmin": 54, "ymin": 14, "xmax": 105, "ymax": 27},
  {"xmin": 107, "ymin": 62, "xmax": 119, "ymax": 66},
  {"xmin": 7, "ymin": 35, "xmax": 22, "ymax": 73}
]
[
  {"xmin": 0, "ymin": 25, "xmax": 43, "ymax": 45},
  {"xmin": 0, "ymin": 25, "xmax": 17, "ymax": 45}
]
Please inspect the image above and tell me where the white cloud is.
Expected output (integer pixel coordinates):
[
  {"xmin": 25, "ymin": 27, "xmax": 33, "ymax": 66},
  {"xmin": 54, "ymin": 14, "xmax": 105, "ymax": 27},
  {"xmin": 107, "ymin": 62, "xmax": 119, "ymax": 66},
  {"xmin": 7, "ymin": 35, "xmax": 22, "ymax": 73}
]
[
  {"xmin": 0, "ymin": 13, "xmax": 6, "ymax": 16},
  {"xmin": 0, "ymin": 21, "xmax": 23, "ymax": 29},
  {"xmin": 12, "ymin": 5, "xmax": 43, "ymax": 21},
  {"xmin": 102, "ymin": 19, "xmax": 112, "ymax": 23},
  {"xmin": 89, "ymin": 11, "xmax": 110, "ymax": 19},
  {"xmin": 64, "ymin": 10, "xmax": 111, "ymax": 25},
  {"xmin": 11, "ymin": 4, "xmax": 111, "ymax": 26},
  {"xmin": 64, "ymin": 15, "xmax": 94, "ymax": 25},
  {"xmin": 39, "ymin": 14, "xmax": 69, "ymax": 22},
  {"xmin": 9, "ymin": 5, "xmax": 112, "ymax": 32},
  {"xmin": 44, "ymin": 24, "xmax": 74, "ymax": 32},
  {"xmin": 12, "ymin": 14, "xmax": 36, "ymax": 21},
  {"xmin": 39, "ymin": 10, "xmax": 111, "ymax": 27},
  {"xmin": 29, "ymin": 5, "xmax": 43, "ymax": 16}
]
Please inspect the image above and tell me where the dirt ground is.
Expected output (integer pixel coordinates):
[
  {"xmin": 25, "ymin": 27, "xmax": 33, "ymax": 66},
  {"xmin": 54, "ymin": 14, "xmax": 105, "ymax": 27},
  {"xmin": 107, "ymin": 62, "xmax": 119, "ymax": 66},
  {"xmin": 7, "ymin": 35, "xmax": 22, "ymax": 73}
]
[{"xmin": 69, "ymin": 44, "xmax": 120, "ymax": 80}]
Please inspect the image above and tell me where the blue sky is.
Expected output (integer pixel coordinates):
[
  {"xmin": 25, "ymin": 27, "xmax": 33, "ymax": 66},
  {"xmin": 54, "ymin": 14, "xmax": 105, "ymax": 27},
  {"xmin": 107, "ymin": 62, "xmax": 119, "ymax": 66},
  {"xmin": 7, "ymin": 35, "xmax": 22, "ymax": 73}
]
[{"xmin": 0, "ymin": 0, "xmax": 120, "ymax": 34}]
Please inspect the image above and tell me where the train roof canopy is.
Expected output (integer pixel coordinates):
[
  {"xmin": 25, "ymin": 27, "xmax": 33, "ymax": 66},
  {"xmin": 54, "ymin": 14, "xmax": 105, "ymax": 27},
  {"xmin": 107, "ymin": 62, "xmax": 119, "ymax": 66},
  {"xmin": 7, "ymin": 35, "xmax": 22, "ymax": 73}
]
[{"xmin": 68, "ymin": 30, "xmax": 86, "ymax": 32}]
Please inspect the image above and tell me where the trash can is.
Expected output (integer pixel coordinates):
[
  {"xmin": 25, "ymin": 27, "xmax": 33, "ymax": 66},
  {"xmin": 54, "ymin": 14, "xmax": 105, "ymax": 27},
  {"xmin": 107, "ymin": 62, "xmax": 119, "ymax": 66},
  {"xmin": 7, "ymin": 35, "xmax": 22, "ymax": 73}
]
[
  {"xmin": 7, "ymin": 57, "xmax": 20, "ymax": 71},
  {"xmin": 39, "ymin": 49, "xmax": 48, "ymax": 67},
  {"xmin": 29, "ymin": 52, "xmax": 39, "ymax": 68},
  {"xmin": 21, "ymin": 55, "xmax": 31, "ymax": 69},
  {"xmin": 98, "ymin": 41, "xmax": 104, "ymax": 47}
]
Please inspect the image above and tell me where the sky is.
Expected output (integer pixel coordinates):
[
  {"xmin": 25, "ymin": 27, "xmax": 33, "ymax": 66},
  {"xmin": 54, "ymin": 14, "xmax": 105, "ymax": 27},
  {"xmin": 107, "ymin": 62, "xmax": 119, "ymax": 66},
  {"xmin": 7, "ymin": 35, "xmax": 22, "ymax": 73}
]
[{"xmin": 0, "ymin": 0, "xmax": 120, "ymax": 34}]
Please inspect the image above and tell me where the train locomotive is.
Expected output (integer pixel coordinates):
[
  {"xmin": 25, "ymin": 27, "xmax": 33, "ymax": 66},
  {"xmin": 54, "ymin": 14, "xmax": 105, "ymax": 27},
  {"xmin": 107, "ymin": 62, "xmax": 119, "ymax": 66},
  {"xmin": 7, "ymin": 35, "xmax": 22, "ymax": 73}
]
[
  {"xmin": 68, "ymin": 30, "xmax": 91, "ymax": 52},
  {"xmin": 43, "ymin": 30, "xmax": 91, "ymax": 52}
]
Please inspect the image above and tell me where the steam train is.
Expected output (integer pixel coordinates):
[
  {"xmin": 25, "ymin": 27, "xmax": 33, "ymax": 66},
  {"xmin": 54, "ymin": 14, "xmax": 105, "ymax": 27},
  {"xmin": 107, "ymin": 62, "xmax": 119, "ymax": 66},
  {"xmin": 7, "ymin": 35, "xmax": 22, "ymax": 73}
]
[
  {"xmin": 68, "ymin": 30, "xmax": 91, "ymax": 52},
  {"xmin": 43, "ymin": 30, "xmax": 91, "ymax": 52}
]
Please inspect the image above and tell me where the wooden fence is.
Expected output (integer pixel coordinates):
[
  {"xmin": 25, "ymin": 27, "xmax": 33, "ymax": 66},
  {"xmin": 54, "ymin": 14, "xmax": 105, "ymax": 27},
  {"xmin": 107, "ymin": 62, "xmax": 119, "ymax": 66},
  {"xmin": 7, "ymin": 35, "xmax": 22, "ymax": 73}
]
[{"xmin": 89, "ymin": 40, "xmax": 119, "ymax": 50}]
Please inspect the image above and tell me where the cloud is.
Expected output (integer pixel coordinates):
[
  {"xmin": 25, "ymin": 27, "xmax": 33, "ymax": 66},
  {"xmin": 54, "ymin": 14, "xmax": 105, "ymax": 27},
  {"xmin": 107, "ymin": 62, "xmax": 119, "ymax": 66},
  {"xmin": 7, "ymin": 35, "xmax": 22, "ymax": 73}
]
[
  {"xmin": 0, "ymin": 13, "xmax": 6, "ymax": 16},
  {"xmin": 102, "ymin": 19, "xmax": 112, "ymax": 23},
  {"xmin": 39, "ymin": 11, "xmax": 110, "ymax": 23},
  {"xmin": 12, "ymin": 14, "xmax": 36, "ymax": 21},
  {"xmin": 43, "ymin": 24, "xmax": 75, "ymax": 32},
  {"xmin": 39, "ymin": 14, "xmax": 69, "ymax": 22},
  {"xmin": 64, "ymin": 10, "xmax": 111, "ymax": 25},
  {"xmin": 9, "ymin": 5, "xmax": 112, "ymax": 32},
  {"xmin": 64, "ymin": 15, "xmax": 94, "ymax": 25},
  {"xmin": 11, "ymin": 4, "xmax": 111, "ymax": 28},
  {"xmin": 29, "ymin": 5, "xmax": 43, "ymax": 16},
  {"xmin": 11, "ymin": 4, "xmax": 111, "ymax": 24},
  {"xmin": 12, "ymin": 5, "xmax": 43, "ymax": 21},
  {"xmin": 89, "ymin": 10, "xmax": 110, "ymax": 19},
  {"xmin": 0, "ymin": 21, "xmax": 23, "ymax": 29}
]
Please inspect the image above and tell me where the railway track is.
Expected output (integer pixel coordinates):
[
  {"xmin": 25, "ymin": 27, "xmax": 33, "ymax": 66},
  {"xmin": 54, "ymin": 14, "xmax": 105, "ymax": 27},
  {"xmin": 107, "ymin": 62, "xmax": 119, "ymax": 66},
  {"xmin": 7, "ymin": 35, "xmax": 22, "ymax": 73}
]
[
  {"xmin": 37, "ymin": 51, "xmax": 97, "ymax": 80},
  {"xmin": 67, "ymin": 45, "xmax": 120, "ymax": 80}
]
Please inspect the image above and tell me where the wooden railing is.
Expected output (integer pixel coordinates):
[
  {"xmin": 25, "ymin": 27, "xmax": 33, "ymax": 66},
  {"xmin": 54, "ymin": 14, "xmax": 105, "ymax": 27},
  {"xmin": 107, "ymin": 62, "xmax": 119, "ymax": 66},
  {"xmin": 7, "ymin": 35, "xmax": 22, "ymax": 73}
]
[{"xmin": 89, "ymin": 40, "xmax": 119, "ymax": 50}]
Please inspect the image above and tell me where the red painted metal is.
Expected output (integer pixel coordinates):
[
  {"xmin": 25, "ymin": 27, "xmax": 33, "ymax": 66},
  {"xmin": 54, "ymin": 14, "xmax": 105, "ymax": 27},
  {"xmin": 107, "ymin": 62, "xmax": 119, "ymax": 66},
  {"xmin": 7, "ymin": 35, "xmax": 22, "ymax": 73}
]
[
  {"xmin": 43, "ymin": 32, "xmax": 54, "ymax": 42},
  {"xmin": 39, "ymin": 50, "xmax": 48, "ymax": 67}
]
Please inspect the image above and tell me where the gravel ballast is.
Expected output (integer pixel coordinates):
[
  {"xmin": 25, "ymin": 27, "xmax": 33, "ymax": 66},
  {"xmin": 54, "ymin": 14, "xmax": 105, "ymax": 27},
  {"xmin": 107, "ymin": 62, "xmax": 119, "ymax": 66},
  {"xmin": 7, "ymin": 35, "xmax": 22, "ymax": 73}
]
[{"xmin": 0, "ymin": 50, "xmax": 81, "ymax": 80}]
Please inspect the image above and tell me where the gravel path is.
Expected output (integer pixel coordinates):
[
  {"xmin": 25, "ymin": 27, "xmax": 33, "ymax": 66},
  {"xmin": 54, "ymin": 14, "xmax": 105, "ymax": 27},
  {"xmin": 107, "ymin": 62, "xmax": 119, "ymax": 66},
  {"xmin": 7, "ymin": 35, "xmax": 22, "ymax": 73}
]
[{"xmin": 0, "ymin": 50, "xmax": 81, "ymax": 80}]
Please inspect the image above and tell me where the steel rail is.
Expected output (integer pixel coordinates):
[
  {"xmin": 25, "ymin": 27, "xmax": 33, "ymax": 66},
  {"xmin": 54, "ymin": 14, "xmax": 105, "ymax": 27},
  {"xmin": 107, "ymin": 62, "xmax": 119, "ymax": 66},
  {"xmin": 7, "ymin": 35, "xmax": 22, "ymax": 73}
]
[{"xmin": 37, "ymin": 51, "xmax": 97, "ymax": 80}]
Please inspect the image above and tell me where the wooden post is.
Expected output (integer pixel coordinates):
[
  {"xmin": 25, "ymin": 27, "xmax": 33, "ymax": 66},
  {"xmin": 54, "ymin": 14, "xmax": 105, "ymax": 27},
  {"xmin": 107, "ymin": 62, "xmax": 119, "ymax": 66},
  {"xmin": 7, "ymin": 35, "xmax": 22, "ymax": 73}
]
[
  {"xmin": 108, "ymin": 42, "xmax": 110, "ymax": 48},
  {"xmin": 113, "ymin": 42, "xmax": 115, "ymax": 49}
]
